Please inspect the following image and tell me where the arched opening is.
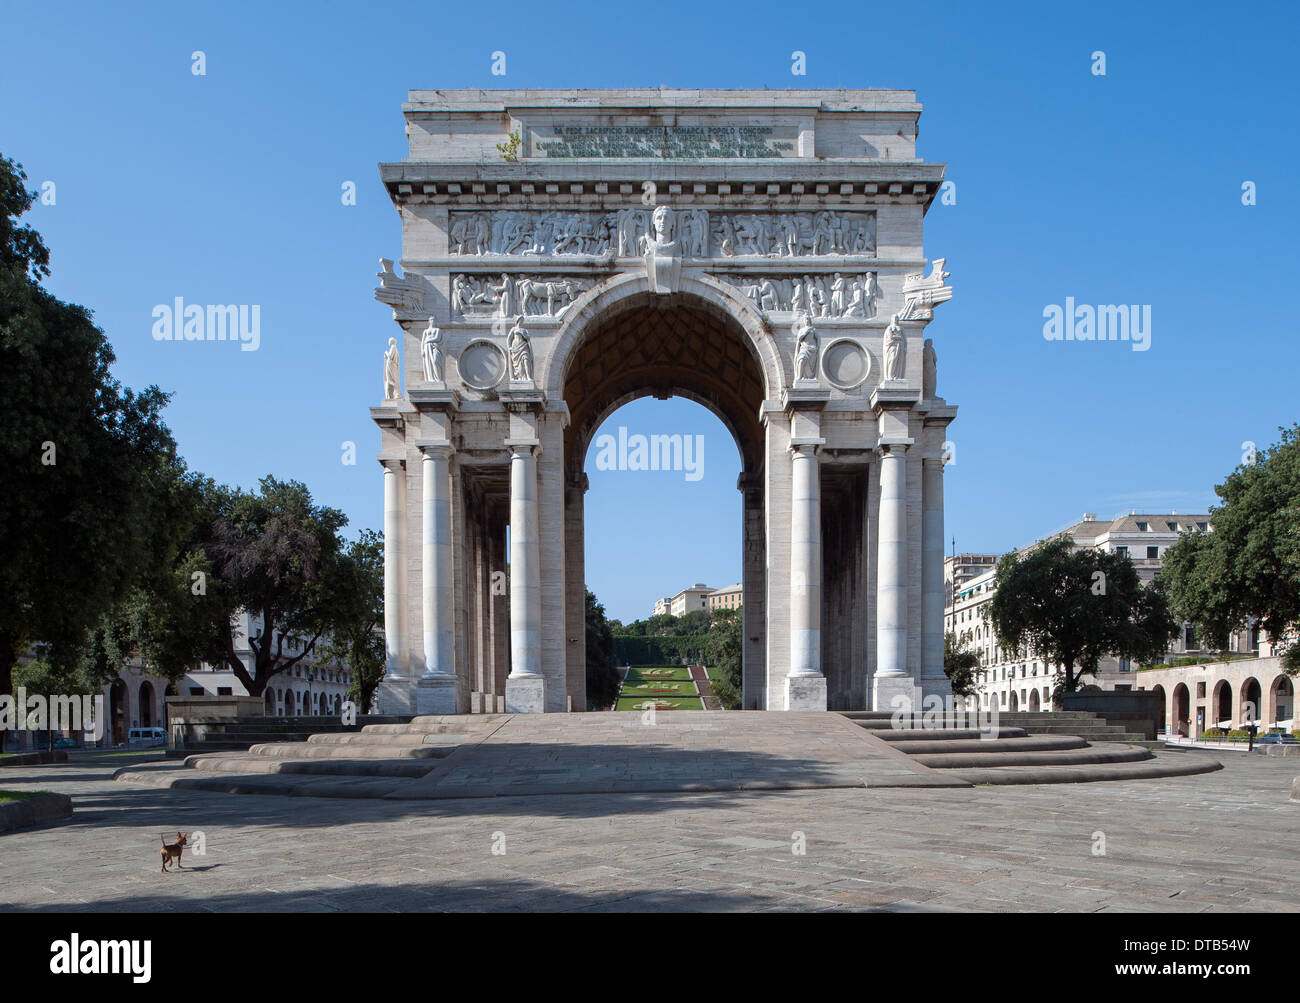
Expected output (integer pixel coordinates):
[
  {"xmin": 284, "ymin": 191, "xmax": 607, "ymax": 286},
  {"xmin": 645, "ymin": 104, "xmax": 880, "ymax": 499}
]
[
  {"xmin": 264, "ymin": 690, "xmax": 275, "ymax": 714},
  {"xmin": 1240, "ymin": 677, "xmax": 1261, "ymax": 725},
  {"xmin": 138, "ymin": 681, "xmax": 155, "ymax": 730},
  {"xmin": 1270, "ymin": 675, "xmax": 1293, "ymax": 729},
  {"xmin": 1150, "ymin": 684, "xmax": 1167, "ymax": 735},
  {"xmin": 1173, "ymin": 683, "xmax": 1190, "ymax": 737},
  {"xmin": 1009, "ymin": 690, "xmax": 1019, "ymax": 712},
  {"xmin": 554, "ymin": 286, "xmax": 802, "ymax": 710},
  {"xmin": 109, "ymin": 679, "xmax": 127, "ymax": 745},
  {"xmin": 1028, "ymin": 688, "xmax": 1040, "ymax": 712},
  {"xmin": 1213, "ymin": 680, "xmax": 1232, "ymax": 728}
]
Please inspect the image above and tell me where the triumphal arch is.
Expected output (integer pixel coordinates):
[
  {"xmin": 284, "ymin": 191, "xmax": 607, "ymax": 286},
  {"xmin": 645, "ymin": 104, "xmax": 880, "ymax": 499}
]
[{"xmin": 371, "ymin": 89, "xmax": 957, "ymax": 715}]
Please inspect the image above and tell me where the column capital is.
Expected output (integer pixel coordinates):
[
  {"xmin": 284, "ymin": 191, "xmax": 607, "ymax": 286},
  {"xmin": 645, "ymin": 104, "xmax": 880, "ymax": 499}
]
[
  {"xmin": 415, "ymin": 439, "xmax": 455, "ymax": 459},
  {"xmin": 377, "ymin": 455, "xmax": 406, "ymax": 472},
  {"xmin": 877, "ymin": 441, "xmax": 911, "ymax": 458},
  {"xmin": 788, "ymin": 437, "xmax": 825, "ymax": 459},
  {"xmin": 504, "ymin": 437, "xmax": 541, "ymax": 458}
]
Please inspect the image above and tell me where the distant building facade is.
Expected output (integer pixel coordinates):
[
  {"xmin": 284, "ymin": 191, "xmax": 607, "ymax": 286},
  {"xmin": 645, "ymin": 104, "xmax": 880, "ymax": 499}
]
[
  {"xmin": 707, "ymin": 584, "xmax": 743, "ymax": 612},
  {"xmin": 944, "ymin": 512, "xmax": 1246, "ymax": 712}
]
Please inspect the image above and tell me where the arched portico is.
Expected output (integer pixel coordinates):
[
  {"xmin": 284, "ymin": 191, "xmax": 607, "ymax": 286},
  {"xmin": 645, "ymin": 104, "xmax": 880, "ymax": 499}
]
[{"xmin": 370, "ymin": 88, "xmax": 956, "ymax": 715}]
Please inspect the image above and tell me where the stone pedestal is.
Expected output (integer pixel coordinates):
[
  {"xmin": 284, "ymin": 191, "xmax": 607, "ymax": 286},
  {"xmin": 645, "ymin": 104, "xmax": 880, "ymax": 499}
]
[
  {"xmin": 378, "ymin": 677, "xmax": 414, "ymax": 715},
  {"xmin": 873, "ymin": 676, "xmax": 922, "ymax": 717},
  {"xmin": 506, "ymin": 675, "xmax": 546, "ymax": 714},
  {"xmin": 416, "ymin": 675, "xmax": 460, "ymax": 715},
  {"xmin": 786, "ymin": 674, "xmax": 828, "ymax": 712}
]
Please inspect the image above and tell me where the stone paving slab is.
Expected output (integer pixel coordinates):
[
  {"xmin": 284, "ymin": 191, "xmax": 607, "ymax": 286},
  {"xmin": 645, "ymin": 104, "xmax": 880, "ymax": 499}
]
[{"xmin": 1, "ymin": 743, "xmax": 1296, "ymax": 912}]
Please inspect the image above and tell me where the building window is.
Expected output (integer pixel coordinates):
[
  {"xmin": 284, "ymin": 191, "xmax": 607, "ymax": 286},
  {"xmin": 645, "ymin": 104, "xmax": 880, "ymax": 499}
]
[
  {"xmin": 1147, "ymin": 546, "xmax": 1159, "ymax": 559},
  {"xmin": 1116, "ymin": 546, "xmax": 1128, "ymax": 558},
  {"xmin": 1184, "ymin": 626, "xmax": 1197, "ymax": 649},
  {"xmin": 189, "ymin": 687, "xmax": 204, "ymax": 696},
  {"xmin": 1136, "ymin": 522, "xmax": 1148, "ymax": 532},
  {"xmin": 217, "ymin": 686, "xmax": 233, "ymax": 696}
]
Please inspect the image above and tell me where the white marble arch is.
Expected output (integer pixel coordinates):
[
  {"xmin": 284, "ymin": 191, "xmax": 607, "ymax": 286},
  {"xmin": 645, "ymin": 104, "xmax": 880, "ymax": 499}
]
[
  {"xmin": 540, "ymin": 270, "xmax": 788, "ymax": 402},
  {"xmin": 371, "ymin": 89, "xmax": 958, "ymax": 716}
]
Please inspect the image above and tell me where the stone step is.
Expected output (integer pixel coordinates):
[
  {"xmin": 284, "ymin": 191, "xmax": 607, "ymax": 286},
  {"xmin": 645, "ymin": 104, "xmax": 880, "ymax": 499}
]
[
  {"xmin": 306, "ymin": 732, "xmax": 469, "ymax": 747},
  {"xmin": 946, "ymin": 752, "xmax": 1223, "ymax": 786},
  {"xmin": 183, "ymin": 754, "xmax": 435, "ymax": 778},
  {"xmin": 884, "ymin": 735, "xmax": 1088, "ymax": 756},
  {"xmin": 873, "ymin": 727, "xmax": 1029, "ymax": 742},
  {"xmin": 246, "ymin": 741, "xmax": 452, "ymax": 760},
  {"xmin": 112, "ymin": 762, "xmax": 414, "ymax": 799},
  {"xmin": 911, "ymin": 743, "xmax": 1153, "ymax": 769}
]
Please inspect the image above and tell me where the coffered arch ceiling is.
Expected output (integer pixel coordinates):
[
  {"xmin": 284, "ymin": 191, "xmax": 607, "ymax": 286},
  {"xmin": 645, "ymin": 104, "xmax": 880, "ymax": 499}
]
[{"xmin": 562, "ymin": 291, "xmax": 767, "ymax": 478}]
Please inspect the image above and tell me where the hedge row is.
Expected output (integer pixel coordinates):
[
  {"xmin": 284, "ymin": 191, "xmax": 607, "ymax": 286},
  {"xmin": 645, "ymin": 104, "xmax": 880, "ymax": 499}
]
[{"xmin": 612, "ymin": 635, "xmax": 708, "ymax": 666}]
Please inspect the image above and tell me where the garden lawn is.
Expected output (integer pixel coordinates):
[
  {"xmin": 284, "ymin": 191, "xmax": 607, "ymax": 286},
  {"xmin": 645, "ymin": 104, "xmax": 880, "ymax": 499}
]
[
  {"xmin": 614, "ymin": 696, "xmax": 705, "ymax": 712},
  {"xmin": 623, "ymin": 666, "xmax": 694, "ymax": 683},
  {"xmin": 0, "ymin": 790, "xmax": 50, "ymax": 802}
]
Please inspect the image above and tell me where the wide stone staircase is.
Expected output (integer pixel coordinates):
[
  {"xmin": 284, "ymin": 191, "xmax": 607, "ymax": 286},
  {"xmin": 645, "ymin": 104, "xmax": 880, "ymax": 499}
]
[
  {"xmin": 119, "ymin": 715, "xmax": 504, "ymax": 798},
  {"xmin": 840, "ymin": 710, "xmax": 1220, "ymax": 785}
]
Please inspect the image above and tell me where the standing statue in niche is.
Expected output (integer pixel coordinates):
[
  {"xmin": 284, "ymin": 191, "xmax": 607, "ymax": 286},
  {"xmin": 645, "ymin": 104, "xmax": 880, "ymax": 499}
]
[
  {"xmin": 507, "ymin": 316, "xmax": 533, "ymax": 383},
  {"xmin": 421, "ymin": 319, "xmax": 444, "ymax": 384},
  {"xmin": 884, "ymin": 314, "xmax": 907, "ymax": 381},
  {"xmin": 923, "ymin": 338, "xmax": 937, "ymax": 398},
  {"xmin": 383, "ymin": 337, "xmax": 400, "ymax": 399},
  {"xmin": 793, "ymin": 312, "xmax": 820, "ymax": 383}
]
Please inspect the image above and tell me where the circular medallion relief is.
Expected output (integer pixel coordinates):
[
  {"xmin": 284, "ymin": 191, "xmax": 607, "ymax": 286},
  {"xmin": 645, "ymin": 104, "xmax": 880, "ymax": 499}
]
[
  {"xmin": 821, "ymin": 338, "xmax": 871, "ymax": 390},
  {"xmin": 457, "ymin": 339, "xmax": 507, "ymax": 391}
]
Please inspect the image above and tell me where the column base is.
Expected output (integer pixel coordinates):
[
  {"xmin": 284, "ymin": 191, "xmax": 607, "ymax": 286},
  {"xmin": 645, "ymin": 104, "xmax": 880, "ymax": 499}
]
[
  {"xmin": 786, "ymin": 674, "xmax": 827, "ymax": 711},
  {"xmin": 872, "ymin": 676, "xmax": 921, "ymax": 715},
  {"xmin": 376, "ymin": 677, "xmax": 414, "ymax": 716},
  {"xmin": 920, "ymin": 675, "xmax": 953, "ymax": 703},
  {"xmin": 505, "ymin": 675, "xmax": 546, "ymax": 713},
  {"xmin": 416, "ymin": 675, "xmax": 464, "ymax": 715}
]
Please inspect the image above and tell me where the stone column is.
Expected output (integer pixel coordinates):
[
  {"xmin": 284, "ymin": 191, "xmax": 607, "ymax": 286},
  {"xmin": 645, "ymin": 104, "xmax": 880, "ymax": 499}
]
[
  {"xmin": 416, "ymin": 442, "xmax": 458, "ymax": 714},
  {"xmin": 920, "ymin": 456, "xmax": 950, "ymax": 700},
  {"xmin": 505, "ymin": 441, "xmax": 545, "ymax": 712},
  {"xmin": 378, "ymin": 457, "xmax": 411, "ymax": 714},
  {"xmin": 787, "ymin": 443, "xmax": 827, "ymax": 710},
  {"xmin": 873, "ymin": 444, "xmax": 915, "ymax": 711}
]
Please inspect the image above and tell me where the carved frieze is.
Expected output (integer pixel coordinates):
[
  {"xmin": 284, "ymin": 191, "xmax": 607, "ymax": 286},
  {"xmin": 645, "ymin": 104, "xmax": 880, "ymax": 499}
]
[
  {"xmin": 452, "ymin": 273, "xmax": 592, "ymax": 319},
  {"xmin": 717, "ymin": 272, "xmax": 879, "ymax": 319},
  {"xmin": 447, "ymin": 208, "xmax": 875, "ymax": 259},
  {"xmin": 712, "ymin": 211, "xmax": 875, "ymax": 258}
]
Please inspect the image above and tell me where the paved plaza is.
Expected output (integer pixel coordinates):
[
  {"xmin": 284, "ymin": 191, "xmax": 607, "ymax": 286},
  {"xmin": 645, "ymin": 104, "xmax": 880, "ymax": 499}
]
[{"xmin": 1, "ymin": 739, "xmax": 1296, "ymax": 912}]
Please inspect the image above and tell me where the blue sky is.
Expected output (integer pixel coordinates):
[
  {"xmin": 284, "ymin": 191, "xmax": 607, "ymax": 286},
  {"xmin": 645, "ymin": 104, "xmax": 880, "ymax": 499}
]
[{"xmin": 3, "ymin": 0, "xmax": 1297, "ymax": 623}]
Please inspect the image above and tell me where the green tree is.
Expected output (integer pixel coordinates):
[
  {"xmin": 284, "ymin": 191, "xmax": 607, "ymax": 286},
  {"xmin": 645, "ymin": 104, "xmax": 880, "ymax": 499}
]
[
  {"xmin": 585, "ymin": 590, "xmax": 619, "ymax": 710},
  {"xmin": 0, "ymin": 155, "xmax": 179, "ymax": 724},
  {"xmin": 984, "ymin": 536, "xmax": 1177, "ymax": 695},
  {"xmin": 324, "ymin": 530, "xmax": 386, "ymax": 714},
  {"xmin": 1160, "ymin": 425, "xmax": 1300, "ymax": 673},
  {"xmin": 706, "ymin": 607, "xmax": 743, "ymax": 709},
  {"xmin": 943, "ymin": 631, "xmax": 981, "ymax": 698},
  {"xmin": 125, "ymin": 475, "xmax": 353, "ymax": 699},
  {"xmin": 12, "ymin": 658, "xmax": 98, "ymax": 752}
]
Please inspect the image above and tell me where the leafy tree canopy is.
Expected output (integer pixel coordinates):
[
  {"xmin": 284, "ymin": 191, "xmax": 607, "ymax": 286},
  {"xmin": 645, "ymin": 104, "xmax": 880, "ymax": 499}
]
[
  {"xmin": 1160, "ymin": 424, "xmax": 1300, "ymax": 672},
  {"xmin": 984, "ymin": 536, "xmax": 1177, "ymax": 693}
]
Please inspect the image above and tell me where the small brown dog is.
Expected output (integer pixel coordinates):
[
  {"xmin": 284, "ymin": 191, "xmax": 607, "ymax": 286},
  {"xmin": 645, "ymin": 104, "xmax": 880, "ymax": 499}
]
[{"xmin": 160, "ymin": 832, "xmax": 189, "ymax": 872}]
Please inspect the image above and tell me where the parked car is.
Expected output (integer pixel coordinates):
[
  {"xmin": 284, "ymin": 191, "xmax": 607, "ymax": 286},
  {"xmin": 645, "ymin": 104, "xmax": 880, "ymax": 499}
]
[
  {"xmin": 127, "ymin": 727, "xmax": 167, "ymax": 747},
  {"xmin": 53, "ymin": 737, "xmax": 78, "ymax": 749},
  {"xmin": 1256, "ymin": 732, "xmax": 1298, "ymax": 745}
]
